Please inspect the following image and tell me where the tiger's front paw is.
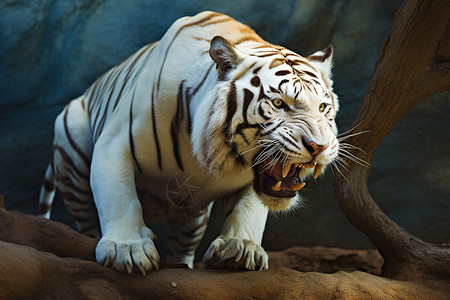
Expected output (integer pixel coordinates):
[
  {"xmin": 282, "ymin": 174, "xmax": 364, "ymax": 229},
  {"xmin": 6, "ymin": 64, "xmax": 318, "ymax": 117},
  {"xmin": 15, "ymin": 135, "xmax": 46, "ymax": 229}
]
[
  {"xmin": 96, "ymin": 226, "xmax": 160, "ymax": 275},
  {"xmin": 203, "ymin": 236, "xmax": 269, "ymax": 270}
]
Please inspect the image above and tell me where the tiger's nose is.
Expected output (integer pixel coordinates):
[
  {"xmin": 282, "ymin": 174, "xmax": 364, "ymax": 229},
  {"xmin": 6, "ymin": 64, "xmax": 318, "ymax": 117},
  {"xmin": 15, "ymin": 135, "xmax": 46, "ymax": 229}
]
[{"xmin": 302, "ymin": 138, "xmax": 329, "ymax": 156}]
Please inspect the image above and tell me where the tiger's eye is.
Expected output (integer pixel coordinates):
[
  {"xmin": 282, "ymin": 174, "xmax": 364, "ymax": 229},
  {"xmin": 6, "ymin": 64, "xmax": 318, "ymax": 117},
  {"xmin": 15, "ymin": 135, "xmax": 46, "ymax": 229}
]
[
  {"xmin": 319, "ymin": 103, "xmax": 327, "ymax": 112},
  {"xmin": 273, "ymin": 99, "xmax": 284, "ymax": 108}
]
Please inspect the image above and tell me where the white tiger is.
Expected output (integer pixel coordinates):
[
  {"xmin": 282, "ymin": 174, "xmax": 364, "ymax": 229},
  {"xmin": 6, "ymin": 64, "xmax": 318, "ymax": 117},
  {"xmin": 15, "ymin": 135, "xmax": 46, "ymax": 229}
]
[{"xmin": 39, "ymin": 11, "xmax": 339, "ymax": 274}]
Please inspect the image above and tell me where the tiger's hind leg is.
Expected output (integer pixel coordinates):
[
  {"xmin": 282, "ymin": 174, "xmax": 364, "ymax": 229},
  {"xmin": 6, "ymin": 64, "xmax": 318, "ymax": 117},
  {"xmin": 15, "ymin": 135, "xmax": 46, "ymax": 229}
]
[
  {"xmin": 166, "ymin": 203, "xmax": 212, "ymax": 268},
  {"xmin": 52, "ymin": 97, "xmax": 100, "ymax": 238},
  {"xmin": 38, "ymin": 159, "xmax": 57, "ymax": 219}
]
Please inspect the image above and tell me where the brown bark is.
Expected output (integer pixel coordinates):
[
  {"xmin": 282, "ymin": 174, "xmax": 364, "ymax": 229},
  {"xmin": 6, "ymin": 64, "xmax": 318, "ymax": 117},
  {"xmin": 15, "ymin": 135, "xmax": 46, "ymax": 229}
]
[
  {"xmin": 333, "ymin": 0, "xmax": 450, "ymax": 280},
  {"xmin": 267, "ymin": 246, "xmax": 384, "ymax": 275},
  {"xmin": 0, "ymin": 194, "xmax": 97, "ymax": 261},
  {"xmin": 2, "ymin": 239, "xmax": 447, "ymax": 300}
]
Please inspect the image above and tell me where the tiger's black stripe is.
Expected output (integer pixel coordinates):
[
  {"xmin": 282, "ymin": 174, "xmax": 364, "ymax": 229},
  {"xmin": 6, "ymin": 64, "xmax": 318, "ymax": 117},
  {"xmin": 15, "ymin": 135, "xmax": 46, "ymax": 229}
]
[
  {"xmin": 38, "ymin": 203, "xmax": 51, "ymax": 216},
  {"xmin": 235, "ymin": 35, "xmax": 262, "ymax": 45},
  {"xmin": 203, "ymin": 96, "xmax": 216, "ymax": 165},
  {"xmin": 86, "ymin": 79, "xmax": 103, "ymax": 119},
  {"xmin": 186, "ymin": 63, "xmax": 215, "ymax": 134},
  {"xmin": 178, "ymin": 214, "xmax": 209, "ymax": 238},
  {"xmin": 278, "ymin": 79, "xmax": 289, "ymax": 91},
  {"xmin": 91, "ymin": 70, "xmax": 116, "ymax": 134},
  {"xmin": 269, "ymin": 58, "xmax": 285, "ymax": 69},
  {"xmin": 280, "ymin": 133, "xmax": 302, "ymax": 152},
  {"xmin": 275, "ymin": 70, "xmax": 291, "ymax": 76},
  {"xmin": 93, "ymin": 45, "xmax": 156, "ymax": 141},
  {"xmin": 199, "ymin": 15, "xmax": 231, "ymax": 27},
  {"xmin": 91, "ymin": 66, "xmax": 117, "ymax": 114},
  {"xmin": 110, "ymin": 44, "xmax": 155, "ymax": 114},
  {"xmin": 236, "ymin": 124, "xmax": 249, "ymax": 144},
  {"xmin": 282, "ymin": 143, "xmax": 303, "ymax": 155},
  {"xmin": 269, "ymin": 86, "xmax": 278, "ymax": 93},
  {"xmin": 250, "ymin": 52, "xmax": 279, "ymax": 58},
  {"xmin": 86, "ymin": 72, "xmax": 106, "ymax": 111},
  {"xmin": 250, "ymin": 76, "xmax": 260, "ymax": 87},
  {"xmin": 167, "ymin": 235, "xmax": 200, "ymax": 251},
  {"xmin": 157, "ymin": 12, "xmax": 221, "ymax": 92},
  {"xmin": 303, "ymin": 71, "xmax": 318, "ymax": 78},
  {"xmin": 282, "ymin": 146, "xmax": 303, "ymax": 157},
  {"xmin": 93, "ymin": 80, "xmax": 125, "ymax": 140},
  {"xmin": 63, "ymin": 104, "xmax": 91, "ymax": 167},
  {"xmin": 258, "ymin": 104, "xmax": 271, "ymax": 121},
  {"xmin": 171, "ymin": 80, "xmax": 186, "ymax": 171},
  {"xmin": 228, "ymin": 141, "xmax": 245, "ymax": 165},
  {"xmin": 258, "ymin": 85, "xmax": 268, "ymax": 101},
  {"xmin": 68, "ymin": 208, "xmax": 96, "ymax": 223},
  {"xmin": 170, "ymin": 64, "xmax": 213, "ymax": 167},
  {"xmin": 151, "ymin": 85, "xmax": 162, "ymax": 170},
  {"xmin": 224, "ymin": 81, "xmax": 237, "ymax": 139},
  {"xmin": 91, "ymin": 73, "xmax": 113, "ymax": 115},
  {"xmin": 56, "ymin": 171, "xmax": 91, "ymax": 195},
  {"xmin": 184, "ymin": 86, "xmax": 192, "ymax": 135},
  {"xmin": 42, "ymin": 178, "xmax": 56, "ymax": 191},
  {"xmin": 92, "ymin": 68, "xmax": 121, "ymax": 140},
  {"xmin": 66, "ymin": 204, "xmax": 95, "ymax": 214},
  {"xmin": 242, "ymin": 88, "xmax": 254, "ymax": 124},
  {"xmin": 129, "ymin": 88, "xmax": 142, "ymax": 174},
  {"xmin": 60, "ymin": 191, "xmax": 91, "ymax": 206},
  {"xmin": 260, "ymin": 120, "xmax": 285, "ymax": 136},
  {"xmin": 53, "ymin": 145, "xmax": 89, "ymax": 181},
  {"xmin": 111, "ymin": 73, "xmax": 132, "ymax": 110},
  {"xmin": 115, "ymin": 46, "xmax": 150, "ymax": 97},
  {"xmin": 192, "ymin": 63, "xmax": 215, "ymax": 95},
  {"xmin": 80, "ymin": 222, "xmax": 100, "ymax": 236}
]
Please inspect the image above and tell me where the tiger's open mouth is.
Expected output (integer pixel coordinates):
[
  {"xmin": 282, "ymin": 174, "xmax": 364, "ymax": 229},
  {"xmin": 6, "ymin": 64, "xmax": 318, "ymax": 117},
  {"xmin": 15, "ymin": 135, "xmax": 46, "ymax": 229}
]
[{"xmin": 253, "ymin": 156, "xmax": 323, "ymax": 198}]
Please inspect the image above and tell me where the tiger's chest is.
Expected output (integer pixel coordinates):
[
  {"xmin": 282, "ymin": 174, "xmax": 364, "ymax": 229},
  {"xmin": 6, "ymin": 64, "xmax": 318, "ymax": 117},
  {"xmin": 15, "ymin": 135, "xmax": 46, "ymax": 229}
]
[{"xmin": 135, "ymin": 165, "xmax": 254, "ymax": 221}]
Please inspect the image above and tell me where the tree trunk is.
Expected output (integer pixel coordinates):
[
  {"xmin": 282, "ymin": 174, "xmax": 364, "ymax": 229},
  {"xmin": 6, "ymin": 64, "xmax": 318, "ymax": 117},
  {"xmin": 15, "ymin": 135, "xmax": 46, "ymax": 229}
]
[{"xmin": 333, "ymin": 0, "xmax": 450, "ymax": 280}]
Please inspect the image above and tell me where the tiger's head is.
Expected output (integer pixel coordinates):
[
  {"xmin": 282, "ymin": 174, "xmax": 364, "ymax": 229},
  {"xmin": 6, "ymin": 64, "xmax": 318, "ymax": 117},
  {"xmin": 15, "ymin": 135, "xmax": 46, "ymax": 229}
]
[{"xmin": 195, "ymin": 36, "xmax": 339, "ymax": 211}]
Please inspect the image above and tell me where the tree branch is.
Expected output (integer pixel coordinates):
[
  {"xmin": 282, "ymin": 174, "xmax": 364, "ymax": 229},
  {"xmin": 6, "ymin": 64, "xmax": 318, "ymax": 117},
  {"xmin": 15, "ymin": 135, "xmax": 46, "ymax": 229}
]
[{"xmin": 334, "ymin": 0, "xmax": 450, "ymax": 280}]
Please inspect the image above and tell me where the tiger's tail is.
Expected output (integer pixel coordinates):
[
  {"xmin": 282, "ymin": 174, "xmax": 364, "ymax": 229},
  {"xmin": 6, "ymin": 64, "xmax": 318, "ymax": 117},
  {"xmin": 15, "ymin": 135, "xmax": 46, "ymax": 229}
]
[{"xmin": 38, "ymin": 159, "xmax": 57, "ymax": 218}]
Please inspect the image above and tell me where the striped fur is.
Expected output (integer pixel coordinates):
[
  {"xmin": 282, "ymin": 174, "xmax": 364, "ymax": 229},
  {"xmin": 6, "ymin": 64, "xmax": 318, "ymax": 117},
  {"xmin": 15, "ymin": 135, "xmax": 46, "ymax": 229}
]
[{"xmin": 39, "ymin": 11, "xmax": 339, "ymax": 274}]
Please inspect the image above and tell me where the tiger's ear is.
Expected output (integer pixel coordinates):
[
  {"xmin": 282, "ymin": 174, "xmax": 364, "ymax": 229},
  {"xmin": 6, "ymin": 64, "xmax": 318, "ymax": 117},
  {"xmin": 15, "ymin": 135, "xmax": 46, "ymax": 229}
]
[
  {"xmin": 307, "ymin": 45, "xmax": 334, "ymax": 88},
  {"xmin": 209, "ymin": 36, "xmax": 242, "ymax": 77}
]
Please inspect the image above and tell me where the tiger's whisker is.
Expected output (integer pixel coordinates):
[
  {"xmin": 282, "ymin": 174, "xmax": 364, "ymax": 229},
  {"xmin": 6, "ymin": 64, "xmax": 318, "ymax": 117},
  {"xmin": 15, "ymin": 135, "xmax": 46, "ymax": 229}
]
[
  {"xmin": 331, "ymin": 161, "xmax": 350, "ymax": 183},
  {"xmin": 339, "ymin": 142, "xmax": 366, "ymax": 154},
  {"xmin": 339, "ymin": 150, "xmax": 371, "ymax": 168},
  {"xmin": 338, "ymin": 130, "xmax": 371, "ymax": 142},
  {"xmin": 336, "ymin": 120, "xmax": 364, "ymax": 138}
]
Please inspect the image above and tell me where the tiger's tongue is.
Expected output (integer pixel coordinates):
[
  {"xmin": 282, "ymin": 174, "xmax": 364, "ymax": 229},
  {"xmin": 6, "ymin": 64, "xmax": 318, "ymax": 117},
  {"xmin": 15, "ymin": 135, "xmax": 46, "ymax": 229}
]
[
  {"xmin": 267, "ymin": 161, "xmax": 294, "ymax": 183},
  {"xmin": 263, "ymin": 159, "xmax": 297, "ymax": 190}
]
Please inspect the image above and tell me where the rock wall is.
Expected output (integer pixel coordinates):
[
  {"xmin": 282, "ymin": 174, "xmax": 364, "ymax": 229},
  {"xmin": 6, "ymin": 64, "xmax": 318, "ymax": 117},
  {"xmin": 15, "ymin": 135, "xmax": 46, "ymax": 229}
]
[{"xmin": 1, "ymin": 0, "xmax": 448, "ymax": 257}]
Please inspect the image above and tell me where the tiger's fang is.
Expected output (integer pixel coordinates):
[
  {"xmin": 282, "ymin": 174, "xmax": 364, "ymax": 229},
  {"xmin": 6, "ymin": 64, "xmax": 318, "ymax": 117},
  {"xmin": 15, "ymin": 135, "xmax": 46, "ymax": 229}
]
[
  {"xmin": 314, "ymin": 164, "xmax": 323, "ymax": 179},
  {"xmin": 292, "ymin": 182, "xmax": 306, "ymax": 191},
  {"xmin": 282, "ymin": 162, "xmax": 292, "ymax": 178},
  {"xmin": 271, "ymin": 181, "xmax": 282, "ymax": 192}
]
